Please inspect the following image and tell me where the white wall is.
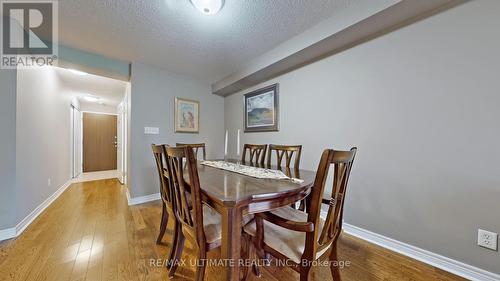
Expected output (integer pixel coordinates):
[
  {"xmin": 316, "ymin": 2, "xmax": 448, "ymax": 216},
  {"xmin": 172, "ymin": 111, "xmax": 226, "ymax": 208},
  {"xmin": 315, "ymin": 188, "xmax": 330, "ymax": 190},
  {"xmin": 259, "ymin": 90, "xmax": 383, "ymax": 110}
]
[
  {"xmin": 16, "ymin": 67, "xmax": 73, "ymax": 222},
  {"xmin": 0, "ymin": 68, "xmax": 17, "ymax": 229},
  {"xmin": 224, "ymin": 0, "xmax": 500, "ymax": 275},
  {"xmin": 129, "ymin": 63, "xmax": 225, "ymax": 198}
]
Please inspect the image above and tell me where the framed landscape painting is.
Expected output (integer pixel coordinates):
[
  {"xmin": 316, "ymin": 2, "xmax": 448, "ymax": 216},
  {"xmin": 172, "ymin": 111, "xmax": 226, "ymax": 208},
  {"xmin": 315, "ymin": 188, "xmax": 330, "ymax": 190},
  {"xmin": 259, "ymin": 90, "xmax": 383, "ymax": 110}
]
[
  {"xmin": 175, "ymin": 97, "xmax": 199, "ymax": 133},
  {"xmin": 244, "ymin": 84, "xmax": 279, "ymax": 132}
]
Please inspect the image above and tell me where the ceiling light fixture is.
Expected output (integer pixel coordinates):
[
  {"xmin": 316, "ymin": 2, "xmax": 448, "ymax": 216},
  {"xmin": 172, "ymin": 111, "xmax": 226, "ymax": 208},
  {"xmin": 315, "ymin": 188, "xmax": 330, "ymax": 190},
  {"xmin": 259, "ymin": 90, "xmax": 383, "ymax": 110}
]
[
  {"xmin": 69, "ymin": 69, "xmax": 88, "ymax": 76},
  {"xmin": 190, "ymin": 0, "xmax": 224, "ymax": 15},
  {"xmin": 83, "ymin": 94, "xmax": 100, "ymax": 103}
]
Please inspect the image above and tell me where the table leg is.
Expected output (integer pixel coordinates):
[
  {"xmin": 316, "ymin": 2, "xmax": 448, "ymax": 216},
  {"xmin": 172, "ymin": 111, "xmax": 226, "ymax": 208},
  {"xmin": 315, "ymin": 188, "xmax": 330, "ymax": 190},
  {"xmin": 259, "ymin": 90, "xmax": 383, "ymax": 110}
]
[{"xmin": 220, "ymin": 207, "xmax": 242, "ymax": 281}]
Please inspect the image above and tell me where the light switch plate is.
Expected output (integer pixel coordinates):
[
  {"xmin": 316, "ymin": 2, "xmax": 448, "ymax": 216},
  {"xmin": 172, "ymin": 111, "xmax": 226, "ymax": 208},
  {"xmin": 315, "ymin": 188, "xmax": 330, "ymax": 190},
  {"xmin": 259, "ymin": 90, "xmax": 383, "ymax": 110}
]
[
  {"xmin": 144, "ymin": 127, "xmax": 159, "ymax": 135},
  {"xmin": 478, "ymin": 229, "xmax": 498, "ymax": 251}
]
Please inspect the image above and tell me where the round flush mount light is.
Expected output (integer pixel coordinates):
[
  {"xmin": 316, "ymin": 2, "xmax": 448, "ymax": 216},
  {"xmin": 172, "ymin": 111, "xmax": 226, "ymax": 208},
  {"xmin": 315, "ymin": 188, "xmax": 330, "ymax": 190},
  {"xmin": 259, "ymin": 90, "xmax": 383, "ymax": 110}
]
[{"xmin": 190, "ymin": 0, "xmax": 224, "ymax": 15}]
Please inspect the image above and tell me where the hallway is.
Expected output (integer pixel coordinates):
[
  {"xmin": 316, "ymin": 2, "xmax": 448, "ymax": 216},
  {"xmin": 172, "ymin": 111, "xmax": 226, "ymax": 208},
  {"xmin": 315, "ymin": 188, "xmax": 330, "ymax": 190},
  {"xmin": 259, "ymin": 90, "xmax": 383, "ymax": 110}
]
[{"xmin": 0, "ymin": 180, "xmax": 464, "ymax": 281}]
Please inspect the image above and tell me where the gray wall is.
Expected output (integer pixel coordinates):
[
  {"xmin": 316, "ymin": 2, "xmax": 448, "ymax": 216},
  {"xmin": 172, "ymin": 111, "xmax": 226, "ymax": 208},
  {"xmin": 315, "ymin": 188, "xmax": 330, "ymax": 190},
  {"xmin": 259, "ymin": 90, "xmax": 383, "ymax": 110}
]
[
  {"xmin": 0, "ymin": 69, "xmax": 17, "ymax": 229},
  {"xmin": 16, "ymin": 67, "xmax": 72, "ymax": 222},
  {"xmin": 129, "ymin": 63, "xmax": 224, "ymax": 198},
  {"xmin": 224, "ymin": 0, "xmax": 500, "ymax": 274}
]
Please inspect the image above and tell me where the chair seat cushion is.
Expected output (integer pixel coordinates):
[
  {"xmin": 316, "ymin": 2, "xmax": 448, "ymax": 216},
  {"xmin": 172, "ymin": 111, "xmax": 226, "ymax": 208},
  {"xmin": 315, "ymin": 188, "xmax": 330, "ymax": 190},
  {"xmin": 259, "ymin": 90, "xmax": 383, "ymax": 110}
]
[
  {"xmin": 244, "ymin": 206, "xmax": 330, "ymax": 264},
  {"xmin": 196, "ymin": 205, "xmax": 253, "ymax": 244}
]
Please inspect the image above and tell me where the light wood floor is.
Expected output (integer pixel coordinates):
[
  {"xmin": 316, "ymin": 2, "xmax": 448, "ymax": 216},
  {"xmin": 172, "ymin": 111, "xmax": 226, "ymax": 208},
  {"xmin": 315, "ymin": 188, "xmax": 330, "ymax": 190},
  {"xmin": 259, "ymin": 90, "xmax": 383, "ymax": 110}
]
[{"xmin": 0, "ymin": 179, "xmax": 467, "ymax": 281}]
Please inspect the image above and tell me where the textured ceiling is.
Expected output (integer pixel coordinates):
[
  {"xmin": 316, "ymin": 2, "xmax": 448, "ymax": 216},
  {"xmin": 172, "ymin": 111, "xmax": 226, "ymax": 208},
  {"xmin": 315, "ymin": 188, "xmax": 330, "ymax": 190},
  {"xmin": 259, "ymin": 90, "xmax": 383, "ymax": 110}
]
[
  {"xmin": 58, "ymin": 0, "xmax": 353, "ymax": 81},
  {"xmin": 55, "ymin": 67, "xmax": 128, "ymax": 106}
]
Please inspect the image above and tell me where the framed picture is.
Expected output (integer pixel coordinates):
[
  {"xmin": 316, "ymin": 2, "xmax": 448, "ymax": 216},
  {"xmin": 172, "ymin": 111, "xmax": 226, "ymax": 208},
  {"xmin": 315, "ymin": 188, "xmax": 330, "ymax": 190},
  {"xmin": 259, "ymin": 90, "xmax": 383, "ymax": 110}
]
[
  {"xmin": 244, "ymin": 84, "xmax": 279, "ymax": 132},
  {"xmin": 175, "ymin": 97, "xmax": 199, "ymax": 133}
]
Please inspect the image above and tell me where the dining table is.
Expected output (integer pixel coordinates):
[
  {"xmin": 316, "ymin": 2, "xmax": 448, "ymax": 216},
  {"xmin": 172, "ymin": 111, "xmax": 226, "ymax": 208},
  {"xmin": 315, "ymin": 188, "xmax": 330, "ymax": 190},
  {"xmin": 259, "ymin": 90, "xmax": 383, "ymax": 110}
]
[{"xmin": 183, "ymin": 159, "xmax": 317, "ymax": 281}]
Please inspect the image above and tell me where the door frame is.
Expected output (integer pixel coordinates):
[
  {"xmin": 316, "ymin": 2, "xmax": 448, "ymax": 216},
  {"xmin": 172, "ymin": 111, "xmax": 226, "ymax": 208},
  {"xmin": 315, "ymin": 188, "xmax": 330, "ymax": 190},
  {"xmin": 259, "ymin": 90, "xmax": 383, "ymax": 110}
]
[
  {"xmin": 117, "ymin": 103, "xmax": 127, "ymax": 184},
  {"xmin": 81, "ymin": 111, "xmax": 119, "ymax": 116},
  {"xmin": 70, "ymin": 104, "xmax": 82, "ymax": 178},
  {"xmin": 71, "ymin": 107, "xmax": 128, "ymax": 181},
  {"xmin": 119, "ymin": 83, "xmax": 130, "ymax": 185}
]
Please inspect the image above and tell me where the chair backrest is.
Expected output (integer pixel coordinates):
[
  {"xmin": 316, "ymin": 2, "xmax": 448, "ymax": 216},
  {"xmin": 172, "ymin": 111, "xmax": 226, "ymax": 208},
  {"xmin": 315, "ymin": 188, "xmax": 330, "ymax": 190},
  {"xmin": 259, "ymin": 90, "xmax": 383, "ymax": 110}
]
[
  {"xmin": 176, "ymin": 143, "xmax": 206, "ymax": 160},
  {"xmin": 303, "ymin": 148, "xmax": 357, "ymax": 261},
  {"xmin": 166, "ymin": 146, "xmax": 206, "ymax": 243},
  {"xmin": 241, "ymin": 144, "xmax": 267, "ymax": 166},
  {"xmin": 267, "ymin": 144, "xmax": 302, "ymax": 169},
  {"xmin": 151, "ymin": 144, "xmax": 173, "ymax": 207}
]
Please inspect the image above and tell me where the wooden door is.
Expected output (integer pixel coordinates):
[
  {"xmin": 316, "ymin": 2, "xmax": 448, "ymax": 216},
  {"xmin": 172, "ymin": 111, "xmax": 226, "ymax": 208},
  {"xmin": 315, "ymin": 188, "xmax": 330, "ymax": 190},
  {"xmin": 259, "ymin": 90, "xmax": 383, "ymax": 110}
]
[{"xmin": 83, "ymin": 113, "xmax": 117, "ymax": 172}]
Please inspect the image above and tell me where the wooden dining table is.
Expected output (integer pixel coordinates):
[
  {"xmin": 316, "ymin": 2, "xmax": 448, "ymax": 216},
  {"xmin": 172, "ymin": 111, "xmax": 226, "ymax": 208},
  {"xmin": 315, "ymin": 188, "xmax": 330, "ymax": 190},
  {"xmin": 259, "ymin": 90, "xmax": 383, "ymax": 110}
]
[{"xmin": 184, "ymin": 159, "xmax": 316, "ymax": 281}]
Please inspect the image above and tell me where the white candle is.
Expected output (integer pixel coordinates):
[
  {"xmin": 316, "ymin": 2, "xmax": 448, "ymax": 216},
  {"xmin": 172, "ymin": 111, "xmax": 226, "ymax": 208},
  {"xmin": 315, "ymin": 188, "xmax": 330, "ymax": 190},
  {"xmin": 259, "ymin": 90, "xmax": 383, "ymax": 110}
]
[
  {"xmin": 237, "ymin": 129, "xmax": 240, "ymax": 157},
  {"xmin": 224, "ymin": 130, "xmax": 228, "ymax": 158}
]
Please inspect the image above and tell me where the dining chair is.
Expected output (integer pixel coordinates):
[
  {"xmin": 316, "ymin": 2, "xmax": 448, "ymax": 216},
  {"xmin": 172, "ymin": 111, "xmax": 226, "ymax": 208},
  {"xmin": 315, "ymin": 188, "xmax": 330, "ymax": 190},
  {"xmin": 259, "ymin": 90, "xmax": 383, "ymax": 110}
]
[
  {"xmin": 176, "ymin": 142, "xmax": 206, "ymax": 160},
  {"xmin": 151, "ymin": 144, "xmax": 178, "ymax": 269},
  {"xmin": 267, "ymin": 144, "xmax": 302, "ymax": 170},
  {"xmin": 241, "ymin": 144, "xmax": 267, "ymax": 166},
  {"xmin": 267, "ymin": 144, "xmax": 303, "ymax": 209},
  {"xmin": 166, "ymin": 145, "xmax": 222, "ymax": 281},
  {"xmin": 244, "ymin": 147, "xmax": 357, "ymax": 281}
]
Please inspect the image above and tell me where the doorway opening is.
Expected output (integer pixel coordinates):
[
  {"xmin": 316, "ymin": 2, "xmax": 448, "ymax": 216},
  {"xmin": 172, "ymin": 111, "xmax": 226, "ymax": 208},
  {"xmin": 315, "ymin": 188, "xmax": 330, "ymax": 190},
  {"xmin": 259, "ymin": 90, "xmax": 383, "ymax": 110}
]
[{"xmin": 57, "ymin": 67, "xmax": 129, "ymax": 184}]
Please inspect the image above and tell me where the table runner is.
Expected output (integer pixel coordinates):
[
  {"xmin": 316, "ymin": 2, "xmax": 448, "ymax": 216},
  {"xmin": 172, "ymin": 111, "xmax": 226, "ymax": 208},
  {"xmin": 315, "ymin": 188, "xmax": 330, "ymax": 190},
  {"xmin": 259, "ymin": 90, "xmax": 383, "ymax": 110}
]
[{"xmin": 201, "ymin": 161, "xmax": 304, "ymax": 183}]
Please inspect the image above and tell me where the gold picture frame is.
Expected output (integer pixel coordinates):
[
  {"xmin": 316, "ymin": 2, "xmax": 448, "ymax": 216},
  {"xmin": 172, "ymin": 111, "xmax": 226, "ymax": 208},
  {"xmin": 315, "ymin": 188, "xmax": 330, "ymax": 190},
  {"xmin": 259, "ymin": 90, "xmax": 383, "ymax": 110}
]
[{"xmin": 174, "ymin": 97, "xmax": 200, "ymax": 133}]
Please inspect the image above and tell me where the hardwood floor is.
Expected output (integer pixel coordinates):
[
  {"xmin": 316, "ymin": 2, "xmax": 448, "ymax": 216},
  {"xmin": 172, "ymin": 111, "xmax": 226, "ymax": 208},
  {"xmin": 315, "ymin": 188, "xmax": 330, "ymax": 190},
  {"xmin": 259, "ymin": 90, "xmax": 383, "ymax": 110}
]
[{"xmin": 0, "ymin": 179, "xmax": 467, "ymax": 281}]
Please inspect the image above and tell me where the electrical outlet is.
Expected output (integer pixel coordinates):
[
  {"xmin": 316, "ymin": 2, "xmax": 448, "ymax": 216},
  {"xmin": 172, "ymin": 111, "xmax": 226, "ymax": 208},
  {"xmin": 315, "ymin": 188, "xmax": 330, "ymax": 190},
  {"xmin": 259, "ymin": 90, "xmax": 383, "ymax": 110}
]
[
  {"xmin": 47, "ymin": 178, "xmax": 51, "ymax": 187},
  {"xmin": 478, "ymin": 229, "xmax": 498, "ymax": 251}
]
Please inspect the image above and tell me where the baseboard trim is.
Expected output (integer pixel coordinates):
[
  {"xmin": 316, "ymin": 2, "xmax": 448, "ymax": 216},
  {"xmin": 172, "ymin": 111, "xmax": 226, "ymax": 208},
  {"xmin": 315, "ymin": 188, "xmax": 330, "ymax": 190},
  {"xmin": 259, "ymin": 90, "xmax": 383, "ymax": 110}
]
[
  {"xmin": 126, "ymin": 190, "xmax": 160, "ymax": 206},
  {"xmin": 0, "ymin": 227, "xmax": 16, "ymax": 241},
  {"xmin": 15, "ymin": 179, "xmax": 73, "ymax": 236},
  {"xmin": 0, "ymin": 179, "xmax": 73, "ymax": 242},
  {"xmin": 342, "ymin": 223, "xmax": 500, "ymax": 281}
]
